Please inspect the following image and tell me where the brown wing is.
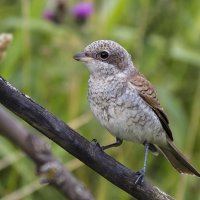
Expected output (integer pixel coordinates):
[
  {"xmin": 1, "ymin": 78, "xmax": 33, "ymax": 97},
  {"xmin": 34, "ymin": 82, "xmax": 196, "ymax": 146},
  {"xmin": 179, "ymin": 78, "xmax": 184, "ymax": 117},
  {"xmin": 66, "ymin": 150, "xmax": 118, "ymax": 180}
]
[{"xmin": 129, "ymin": 72, "xmax": 173, "ymax": 141}]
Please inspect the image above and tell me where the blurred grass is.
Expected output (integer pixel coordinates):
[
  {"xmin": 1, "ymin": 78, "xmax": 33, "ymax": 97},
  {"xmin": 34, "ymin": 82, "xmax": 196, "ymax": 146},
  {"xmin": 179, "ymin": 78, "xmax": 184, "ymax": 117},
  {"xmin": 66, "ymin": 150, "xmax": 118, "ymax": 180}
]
[{"xmin": 0, "ymin": 0, "xmax": 200, "ymax": 199}]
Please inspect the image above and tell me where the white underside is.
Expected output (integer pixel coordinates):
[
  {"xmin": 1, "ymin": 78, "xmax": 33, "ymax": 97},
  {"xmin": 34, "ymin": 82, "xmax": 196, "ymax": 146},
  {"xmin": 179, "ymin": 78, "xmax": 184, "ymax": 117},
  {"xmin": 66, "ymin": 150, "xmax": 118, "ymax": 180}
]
[{"xmin": 88, "ymin": 75, "xmax": 168, "ymax": 146}]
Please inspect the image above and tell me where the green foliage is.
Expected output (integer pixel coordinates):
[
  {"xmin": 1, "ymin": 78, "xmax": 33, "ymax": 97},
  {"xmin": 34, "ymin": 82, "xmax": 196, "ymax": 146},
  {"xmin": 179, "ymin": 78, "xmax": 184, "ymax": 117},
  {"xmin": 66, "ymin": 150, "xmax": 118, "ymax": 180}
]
[{"xmin": 0, "ymin": 0, "xmax": 200, "ymax": 199}]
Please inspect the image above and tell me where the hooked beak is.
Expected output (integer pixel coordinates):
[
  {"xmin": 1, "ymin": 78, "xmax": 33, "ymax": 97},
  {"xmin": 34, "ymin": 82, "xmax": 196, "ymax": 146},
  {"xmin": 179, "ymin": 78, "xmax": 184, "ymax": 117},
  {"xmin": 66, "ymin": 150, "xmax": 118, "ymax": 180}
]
[{"xmin": 73, "ymin": 52, "xmax": 93, "ymax": 63}]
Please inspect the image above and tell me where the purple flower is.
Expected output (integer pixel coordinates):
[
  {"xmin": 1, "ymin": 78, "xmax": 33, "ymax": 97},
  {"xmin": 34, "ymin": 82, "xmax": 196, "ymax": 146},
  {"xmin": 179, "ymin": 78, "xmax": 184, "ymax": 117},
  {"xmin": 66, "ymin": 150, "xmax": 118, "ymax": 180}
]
[
  {"xmin": 72, "ymin": 2, "xmax": 93, "ymax": 19},
  {"xmin": 43, "ymin": 0, "xmax": 68, "ymax": 24},
  {"xmin": 43, "ymin": 10, "xmax": 56, "ymax": 21}
]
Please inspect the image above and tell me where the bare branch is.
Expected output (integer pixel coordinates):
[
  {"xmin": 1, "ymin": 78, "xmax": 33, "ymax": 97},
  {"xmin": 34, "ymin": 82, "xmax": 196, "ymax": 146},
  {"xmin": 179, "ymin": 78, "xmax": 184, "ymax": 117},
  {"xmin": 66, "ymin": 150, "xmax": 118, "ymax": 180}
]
[
  {"xmin": 0, "ymin": 76, "xmax": 174, "ymax": 200},
  {"xmin": 0, "ymin": 107, "xmax": 94, "ymax": 200}
]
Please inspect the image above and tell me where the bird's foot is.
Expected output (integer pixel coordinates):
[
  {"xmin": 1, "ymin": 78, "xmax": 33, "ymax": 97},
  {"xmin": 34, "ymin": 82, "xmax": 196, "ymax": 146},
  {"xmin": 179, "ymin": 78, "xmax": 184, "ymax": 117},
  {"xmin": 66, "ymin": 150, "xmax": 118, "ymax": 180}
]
[
  {"xmin": 135, "ymin": 169, "xmax": 145, "ymax": 185},
  {"xmin": 91, "ymin": 139, "xmax": 103, "ymax": 150},
  {"xmin": 91, "ymin": 138, "xmax": 123, "ymax": 151}
]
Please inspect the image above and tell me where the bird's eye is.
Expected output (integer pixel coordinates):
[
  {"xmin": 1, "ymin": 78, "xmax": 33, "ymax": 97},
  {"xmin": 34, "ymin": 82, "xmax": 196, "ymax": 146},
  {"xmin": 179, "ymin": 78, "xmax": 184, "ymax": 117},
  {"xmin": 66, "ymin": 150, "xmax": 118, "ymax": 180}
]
[{"xmin": 99, "ymin": 51, "xmax": 109, "ymax": 60}]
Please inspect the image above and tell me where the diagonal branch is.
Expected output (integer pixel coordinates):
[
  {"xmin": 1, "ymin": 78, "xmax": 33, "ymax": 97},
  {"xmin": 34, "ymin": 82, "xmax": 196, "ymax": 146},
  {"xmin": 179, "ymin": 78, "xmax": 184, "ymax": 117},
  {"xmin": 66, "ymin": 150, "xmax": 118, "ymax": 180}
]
[
  {"xmin": 0, "ymin": 76, "xmax": 174, "ymax": 200},
  {"xmin": 0, "ymin": 106, "xmax": 94, "ymax": 200}
]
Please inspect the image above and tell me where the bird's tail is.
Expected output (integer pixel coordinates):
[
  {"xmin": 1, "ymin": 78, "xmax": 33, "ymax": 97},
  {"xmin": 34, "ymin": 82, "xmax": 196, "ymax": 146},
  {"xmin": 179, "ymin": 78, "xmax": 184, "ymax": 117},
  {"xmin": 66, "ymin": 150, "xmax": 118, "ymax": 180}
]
[{"xmin": 159, "ymin": 141, "xmax": 200, "ymax": 177}]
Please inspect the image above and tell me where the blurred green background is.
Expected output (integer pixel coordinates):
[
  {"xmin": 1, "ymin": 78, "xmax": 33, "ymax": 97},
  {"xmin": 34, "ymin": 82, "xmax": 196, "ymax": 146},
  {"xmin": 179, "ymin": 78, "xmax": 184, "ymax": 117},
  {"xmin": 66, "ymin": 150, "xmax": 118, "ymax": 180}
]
[{"xmin": 0, "ymin": 0, "xmax": 200, "ymax": 199}]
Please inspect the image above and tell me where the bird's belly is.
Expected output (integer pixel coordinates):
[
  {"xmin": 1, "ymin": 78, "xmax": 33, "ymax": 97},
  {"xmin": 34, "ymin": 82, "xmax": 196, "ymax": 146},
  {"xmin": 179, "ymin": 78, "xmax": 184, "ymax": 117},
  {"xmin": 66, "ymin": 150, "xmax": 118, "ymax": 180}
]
[
  {"xmin": 106, "ymin": 112, "xmax": 166, "ymax": 145},
  {"xmin": 89, "ymin": 95, "xmax": 167, "ymax": 146}
]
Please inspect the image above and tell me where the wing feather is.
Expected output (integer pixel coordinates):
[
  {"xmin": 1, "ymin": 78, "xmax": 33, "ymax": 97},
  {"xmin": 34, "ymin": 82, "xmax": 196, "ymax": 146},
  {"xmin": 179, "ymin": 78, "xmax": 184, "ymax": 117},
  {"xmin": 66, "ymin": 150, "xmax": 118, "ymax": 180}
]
[{"xmin": 129, "ymin": 72, "xmax": 173, "ymax": 141}]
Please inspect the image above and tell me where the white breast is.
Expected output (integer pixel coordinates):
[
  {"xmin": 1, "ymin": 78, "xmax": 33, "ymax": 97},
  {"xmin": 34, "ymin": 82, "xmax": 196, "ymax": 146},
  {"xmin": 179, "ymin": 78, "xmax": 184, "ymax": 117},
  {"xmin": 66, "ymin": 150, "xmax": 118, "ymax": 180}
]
[{"xmin": 88, "ymin": 75, "xmax": 167, "ymax": 146}]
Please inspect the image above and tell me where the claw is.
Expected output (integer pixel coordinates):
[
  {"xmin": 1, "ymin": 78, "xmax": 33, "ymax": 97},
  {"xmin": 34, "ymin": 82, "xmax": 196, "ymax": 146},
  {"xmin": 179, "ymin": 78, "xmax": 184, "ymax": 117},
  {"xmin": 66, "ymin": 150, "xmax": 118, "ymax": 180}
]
[
  {"xmin": 135, "ymin": 169, "xmax": 145, "ymax": 185},
  {"xmin": 91, "ymin": 139, "xmax": 103, "ymax": 150},
  {"xmin": 91, "ymin": 138, "xmax": 98, "ymax": 144}
]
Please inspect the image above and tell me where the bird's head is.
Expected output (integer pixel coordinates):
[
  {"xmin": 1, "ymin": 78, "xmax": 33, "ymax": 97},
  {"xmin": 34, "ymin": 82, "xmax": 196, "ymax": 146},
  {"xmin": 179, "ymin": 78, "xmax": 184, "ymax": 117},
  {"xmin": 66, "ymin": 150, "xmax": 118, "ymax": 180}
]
[{"xmin": 73, "ymin": 40, "xmax": 134, "ymax": 77}]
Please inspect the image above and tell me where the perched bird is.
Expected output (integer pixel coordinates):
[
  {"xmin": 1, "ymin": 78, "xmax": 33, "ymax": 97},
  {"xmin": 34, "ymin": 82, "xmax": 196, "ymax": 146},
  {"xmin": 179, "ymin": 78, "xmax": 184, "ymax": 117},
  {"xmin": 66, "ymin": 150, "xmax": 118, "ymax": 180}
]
[{"xmin": 73, "ymin": 40, "xmax": 200, "ymax": 183}]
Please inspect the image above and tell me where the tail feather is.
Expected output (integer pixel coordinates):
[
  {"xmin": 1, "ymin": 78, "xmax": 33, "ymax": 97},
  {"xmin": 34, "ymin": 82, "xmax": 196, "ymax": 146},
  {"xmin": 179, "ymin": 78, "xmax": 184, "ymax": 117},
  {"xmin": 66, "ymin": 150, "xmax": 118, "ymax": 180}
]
[{"xmin": 159, "ymin": 141, "xmax": 200, "ymax": 177}]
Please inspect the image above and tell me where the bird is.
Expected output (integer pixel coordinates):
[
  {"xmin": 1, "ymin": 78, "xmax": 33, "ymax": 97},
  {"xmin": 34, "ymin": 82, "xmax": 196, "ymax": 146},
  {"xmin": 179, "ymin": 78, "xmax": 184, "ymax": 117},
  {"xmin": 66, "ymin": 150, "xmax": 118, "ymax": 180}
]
[{"xmin": 73, "ymin": 40, "xmax": 200, "ymax": 183}]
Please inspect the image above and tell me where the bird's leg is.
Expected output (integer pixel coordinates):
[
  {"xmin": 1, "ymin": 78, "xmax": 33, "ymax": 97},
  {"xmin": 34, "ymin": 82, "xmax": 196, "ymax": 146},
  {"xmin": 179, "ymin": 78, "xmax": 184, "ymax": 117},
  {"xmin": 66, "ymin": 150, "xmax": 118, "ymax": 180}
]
[
  {"xmin": 135, "ymin": 142, "xmax": 149, "ymax": 184},
  {"xmin": 91, "ymin": 138, "xmax": 123, "ymax": 151},
  {"xmin": 102, "ymin": 137, "xmax": 123, "ymax": 150}
]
